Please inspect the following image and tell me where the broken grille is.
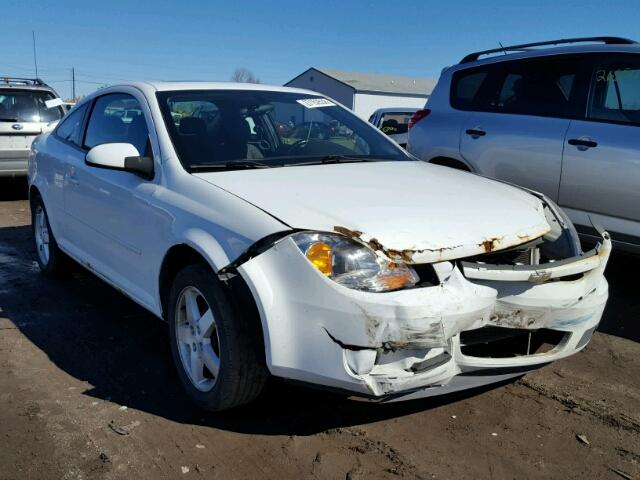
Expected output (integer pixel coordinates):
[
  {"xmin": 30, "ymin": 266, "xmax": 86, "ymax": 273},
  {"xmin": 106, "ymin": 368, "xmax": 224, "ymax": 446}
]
[{"xmin": 460, "ymin": 326, "xmax": 569, "ymax": 358}]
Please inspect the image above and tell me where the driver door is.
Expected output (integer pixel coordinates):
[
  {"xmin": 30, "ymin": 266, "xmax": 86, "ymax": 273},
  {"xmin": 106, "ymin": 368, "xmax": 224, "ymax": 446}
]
[{"xmin": 64, "ymin": 92, "xmax": 160, "ymax": 308}]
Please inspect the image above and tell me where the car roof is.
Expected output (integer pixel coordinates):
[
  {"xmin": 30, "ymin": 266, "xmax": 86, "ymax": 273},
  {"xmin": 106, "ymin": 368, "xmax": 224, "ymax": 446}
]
[
  {"xmin": 373, "ymin": 107, "xmax": 419, "ymax": 114},
  {"xmin": 123, "ymin": 81, "xmax": 325, "ymax": 98},
  {"xmin": 453, "ymin": 43, "xmax": 640, "ymax": 70},
  {"xmin": 0, "ymin": 83, "xmax": 57, "ymax": 93}
]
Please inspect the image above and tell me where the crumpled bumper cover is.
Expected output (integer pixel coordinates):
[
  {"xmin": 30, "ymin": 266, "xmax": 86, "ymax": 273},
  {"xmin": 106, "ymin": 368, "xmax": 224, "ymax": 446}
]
[{"xmin": 238, "ymin": 233, "xmax": 611, "ymax": 400}]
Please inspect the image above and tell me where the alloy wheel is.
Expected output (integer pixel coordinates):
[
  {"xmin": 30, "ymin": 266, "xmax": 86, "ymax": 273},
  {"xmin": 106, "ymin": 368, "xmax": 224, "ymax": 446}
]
[
  {"xmin": 174, "ymin": 286, "xmax": 221, "ymax": 392},
  {"xmin": 34, "ymin": 205, "xmax": 50, "ymax": 266}
]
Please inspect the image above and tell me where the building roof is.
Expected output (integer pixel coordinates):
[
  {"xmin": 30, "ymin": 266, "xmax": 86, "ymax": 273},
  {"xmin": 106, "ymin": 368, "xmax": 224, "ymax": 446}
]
[{"xmin": 290, "ymin": 68, "xmax": 436, "ymax": 96}]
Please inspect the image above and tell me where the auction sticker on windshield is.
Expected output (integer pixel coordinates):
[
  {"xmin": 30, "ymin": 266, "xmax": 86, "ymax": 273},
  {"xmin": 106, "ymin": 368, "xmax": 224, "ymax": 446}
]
[{"xmin": 296, "ymin": 98, "xmax": 336, "ymax": 109}]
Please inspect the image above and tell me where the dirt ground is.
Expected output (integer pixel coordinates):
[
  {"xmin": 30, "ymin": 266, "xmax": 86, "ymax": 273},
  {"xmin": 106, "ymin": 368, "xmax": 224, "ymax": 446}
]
[{"xmin": 0, "ymin": 178, "xmax": 638, "ymax": 480}]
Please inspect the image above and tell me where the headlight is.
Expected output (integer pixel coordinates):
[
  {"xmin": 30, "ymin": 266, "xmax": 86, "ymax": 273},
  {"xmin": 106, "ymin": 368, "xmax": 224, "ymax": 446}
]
[{"xmin": 292, "ymin": 232, "xmax": 419, "ymax": 292}]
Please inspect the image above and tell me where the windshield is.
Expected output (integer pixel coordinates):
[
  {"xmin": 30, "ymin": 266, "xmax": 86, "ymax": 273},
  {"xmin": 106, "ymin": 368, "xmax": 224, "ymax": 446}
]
[
  {"xmin": 156, "ymin": 90, "xmax": 409, "ymax": 170},
  {"xmin": 0, "ymin": 89, "xmax": 64, "ymax": 123}
]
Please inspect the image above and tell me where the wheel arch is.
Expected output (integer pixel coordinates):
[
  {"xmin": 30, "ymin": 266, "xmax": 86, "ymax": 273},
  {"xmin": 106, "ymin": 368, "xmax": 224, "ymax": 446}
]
[
  {"xmin": 29, "ymin": 184, "xmax": 41, "ymax": 204},
  {"xmin": 158, "ymin": 242, "xmax": 267, "ymax": 365},
  {"xmin": 158, "ymin": 243, "xmax": 210, "ymax": 320}
]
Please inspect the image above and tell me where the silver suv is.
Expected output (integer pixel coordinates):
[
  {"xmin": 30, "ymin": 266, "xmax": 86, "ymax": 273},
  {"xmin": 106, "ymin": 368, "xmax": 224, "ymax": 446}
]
[
  {"xmin": 0, "ymin": 78, "xmax": 65, "ymax": 177},
  {"xmin": 408, "ymin": 37, "xmax": 640, "ymax": 254}
]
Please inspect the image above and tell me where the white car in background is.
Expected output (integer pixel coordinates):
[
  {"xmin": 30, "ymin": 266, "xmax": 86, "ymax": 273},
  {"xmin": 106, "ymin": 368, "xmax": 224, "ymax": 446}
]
[
  {"xmin": 29, "ymin": 81, "xmax": 610, "ymax": 411},
  {"xmin": 368, "ymin": 107, "xmax": 417, "ymax": 148},
  {"xmin": 0, "ymin": 77, "xmax": 65, "ymax": 177}
]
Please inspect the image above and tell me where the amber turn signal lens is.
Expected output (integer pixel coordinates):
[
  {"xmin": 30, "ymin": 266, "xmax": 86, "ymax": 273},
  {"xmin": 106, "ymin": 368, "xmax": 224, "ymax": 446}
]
[{"xmin": 306, "ymin": 242, "xmax": 333, "ymax": 276}]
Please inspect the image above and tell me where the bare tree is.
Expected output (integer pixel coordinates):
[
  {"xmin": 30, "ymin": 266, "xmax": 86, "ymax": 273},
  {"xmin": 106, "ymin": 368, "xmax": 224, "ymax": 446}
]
[{"xmin": 230, "ymin": 68, "xmax": 260, "ymax": 84}]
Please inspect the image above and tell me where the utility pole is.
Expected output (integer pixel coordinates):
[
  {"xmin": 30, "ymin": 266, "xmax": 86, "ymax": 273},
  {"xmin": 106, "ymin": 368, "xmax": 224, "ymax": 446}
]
[
  {"xmin": 72, "ymin": 67, "xmax": 76, "ymax": 99},
  {"xmin": 32, "ymin": 30, "xmax": 39, "ymax": 79}
]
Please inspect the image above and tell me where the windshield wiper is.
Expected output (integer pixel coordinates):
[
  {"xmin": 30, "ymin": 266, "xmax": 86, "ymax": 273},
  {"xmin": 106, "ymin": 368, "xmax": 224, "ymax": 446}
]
[
  {"xmin": 291, "ymin": 155, "xmax": 384, "ymax": 166},
  {"xmin": 189, "ymin": 160, "xmax": 275, "ymax": 172}
]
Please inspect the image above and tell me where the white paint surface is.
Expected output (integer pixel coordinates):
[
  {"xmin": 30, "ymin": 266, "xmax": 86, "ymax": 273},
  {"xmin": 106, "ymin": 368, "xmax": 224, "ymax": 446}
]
[
  {"xmin": 353, "ymin": 92, "xmax": 427, "ymax": 120},
  {"xmin": 29, "ymin": 80, "xmax": 611, "ymax": 402}
]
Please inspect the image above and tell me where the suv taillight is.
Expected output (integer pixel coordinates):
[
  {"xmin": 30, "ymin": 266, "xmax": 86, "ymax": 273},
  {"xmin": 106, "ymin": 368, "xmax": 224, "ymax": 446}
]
[{"xmin": 408, "ymin": 109, "xmax": 431, "ymax": 129}]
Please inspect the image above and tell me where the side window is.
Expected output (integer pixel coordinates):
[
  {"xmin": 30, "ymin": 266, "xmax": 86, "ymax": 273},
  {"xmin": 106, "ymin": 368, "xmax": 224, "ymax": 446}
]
[
  {"xmin": 54, "ymin": 103, "xmax": 89, "ymax": 146},
  {"xmin": 84, "ymin": 93, "xmax": 150, "ymax": 155},
  {"xmin": 490, "ymin": 57, "xmax": 579, "ymax": 117},
  {"xmin": 451, "ymin": 69, "xmax": 492, "ymax": 110},
  {"xmin": 588, "ymin": 57, "xmax": 640, "ymax": 125},
  {"xmin": 496, "ymin": 73, "xmax": 523, "ymax": 108}
]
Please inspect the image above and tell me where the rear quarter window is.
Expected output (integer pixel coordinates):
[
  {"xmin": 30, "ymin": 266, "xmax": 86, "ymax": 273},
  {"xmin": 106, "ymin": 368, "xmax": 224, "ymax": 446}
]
[
  {"xmin": 450, "ymin": 66, "xmax": 497, "ymax": 111},
  {"xmin": 54, "ymin": 102, "xmax": 89, "ymax": 147},
  {"xmin": 451, "ymin": 71, "xmax": 489, "ymax": 109}
]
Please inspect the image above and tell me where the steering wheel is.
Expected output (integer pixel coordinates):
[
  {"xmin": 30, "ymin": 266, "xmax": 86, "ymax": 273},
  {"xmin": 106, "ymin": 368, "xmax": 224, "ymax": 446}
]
[{"xmin": 286, "ymin": 139, "xmax": 310, "ymax": 152}]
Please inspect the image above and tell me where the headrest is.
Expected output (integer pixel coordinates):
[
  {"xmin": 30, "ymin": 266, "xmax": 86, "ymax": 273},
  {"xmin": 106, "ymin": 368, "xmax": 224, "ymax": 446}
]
[
  {"xmin": 221, "ymin": 114, "xmax": 250, "ymax": 141},
  {"xmin": 179, "ymin": 117, "xmax": 206, "ymax": 136}
]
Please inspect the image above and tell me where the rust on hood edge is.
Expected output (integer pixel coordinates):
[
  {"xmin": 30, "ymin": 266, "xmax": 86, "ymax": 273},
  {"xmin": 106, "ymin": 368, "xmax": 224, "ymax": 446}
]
[
  {"xmin": 333, "ymin": 226, "xmax": 463, "ymax": 263},
  {"xmin": 480, "ymin": 236, "xmax": 505, "ymax": 253}
]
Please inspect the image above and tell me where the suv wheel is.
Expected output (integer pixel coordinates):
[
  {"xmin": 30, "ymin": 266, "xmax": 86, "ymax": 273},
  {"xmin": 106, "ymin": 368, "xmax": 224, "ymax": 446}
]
[
  {"xmin": 31, "ymin": 195, "xmax": 68, "ymax": 275},
  {"xmin": 168, "ymin": 263, "xmax": 268, "ymax": 411}
]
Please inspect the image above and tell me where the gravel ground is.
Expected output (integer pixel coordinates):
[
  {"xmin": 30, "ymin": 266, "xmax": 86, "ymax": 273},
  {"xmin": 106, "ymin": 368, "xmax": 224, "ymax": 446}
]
[{"xmin": 0, "ymin": 178, "xmax": 638, "ymax": 480}]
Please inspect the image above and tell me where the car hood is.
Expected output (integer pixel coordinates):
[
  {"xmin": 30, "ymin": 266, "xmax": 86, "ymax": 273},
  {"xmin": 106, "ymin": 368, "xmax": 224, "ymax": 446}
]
[{"xmin": 194, "ymin": 161, "xmax": 551, "ymax": 263}]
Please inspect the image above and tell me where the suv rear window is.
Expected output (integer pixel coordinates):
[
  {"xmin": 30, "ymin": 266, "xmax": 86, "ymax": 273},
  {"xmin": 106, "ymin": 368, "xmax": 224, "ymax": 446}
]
[
  {"xmin": 379, "ymin": 112, "xmax": 413, "ymax": 135},
  {"xmin": 0, "ymin": 89, "xmax": 64, "ymax": 123},
  {"xmin": 451, "ymin": 56, "xmax": 581, "ymax": 118}
]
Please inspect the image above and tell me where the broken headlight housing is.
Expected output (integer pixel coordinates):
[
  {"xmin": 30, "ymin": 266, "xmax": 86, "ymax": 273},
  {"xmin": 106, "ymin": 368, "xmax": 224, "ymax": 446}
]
[{"xmin": 292, "ymin": 232, "xmax": 419, "ymax": 292}]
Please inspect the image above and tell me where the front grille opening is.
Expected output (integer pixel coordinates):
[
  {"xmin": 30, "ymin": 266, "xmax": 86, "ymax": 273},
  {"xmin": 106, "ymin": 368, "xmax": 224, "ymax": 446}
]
[
  {"xmin": 412, "ymin": 263, "xmax": 440, "ymax": 287},
  {"xmin": 461, "ymin": 239, "xmax": 544, "ymax": 266},
  {"xmin": 460, "ymin": 236, "xmax": 574, "ymax": 270},
  {"xmin": 460, "ymin": 327, "xmax": 568, "ymax": 358}
]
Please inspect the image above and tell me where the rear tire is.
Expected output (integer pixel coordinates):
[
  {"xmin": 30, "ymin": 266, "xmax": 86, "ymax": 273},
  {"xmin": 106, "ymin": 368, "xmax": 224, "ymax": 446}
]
[
  {"xmin": 168, "ymin": 263, "xmax": 268, "ymax": 411},
  {"xmin": 31, "ymin": 195, "xmax": 69, "ymax": 276}
]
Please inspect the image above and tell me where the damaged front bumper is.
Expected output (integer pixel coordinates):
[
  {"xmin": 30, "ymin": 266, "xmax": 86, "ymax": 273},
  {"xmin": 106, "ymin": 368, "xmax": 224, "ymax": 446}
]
[{"xmin": 237, "ymin": 232, "xmax": 611, "ymax": 401}]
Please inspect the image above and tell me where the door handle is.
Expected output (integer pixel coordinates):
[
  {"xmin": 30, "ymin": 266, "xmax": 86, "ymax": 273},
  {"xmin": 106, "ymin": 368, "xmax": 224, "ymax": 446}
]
[
  {"xmin": 465, "ymin": 128, "xmax": 486, "ymax": 138},
  {"xmin": 568, "ymin": 138, "xmax": 598, "ymax": 149}
]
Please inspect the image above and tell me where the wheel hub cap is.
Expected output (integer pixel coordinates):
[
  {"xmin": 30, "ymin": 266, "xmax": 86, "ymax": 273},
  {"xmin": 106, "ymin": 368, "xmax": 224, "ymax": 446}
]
[
  {"xmin": 34, "ymin": 206, "xmax": 50, "ymax": 265},
  {"xmin": 175, "ymin": 286, "xmax": 221, "ymax": 392}
]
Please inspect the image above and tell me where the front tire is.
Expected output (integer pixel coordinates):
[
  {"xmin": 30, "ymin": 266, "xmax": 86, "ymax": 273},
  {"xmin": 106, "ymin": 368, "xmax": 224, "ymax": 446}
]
[
  {"xmin": 31, "ymin": 195, "xmax": 68, "ymax": 276},
  {"xmin": 168, "ymin": 263, "xmax": 268, "ymax": 411}
]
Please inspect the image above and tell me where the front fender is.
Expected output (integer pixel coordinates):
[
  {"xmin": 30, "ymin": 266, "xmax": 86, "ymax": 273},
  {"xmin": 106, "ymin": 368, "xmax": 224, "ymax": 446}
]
[{"xmin": 174, "ymin": 228, "xmax": 233, "ymax": 274}]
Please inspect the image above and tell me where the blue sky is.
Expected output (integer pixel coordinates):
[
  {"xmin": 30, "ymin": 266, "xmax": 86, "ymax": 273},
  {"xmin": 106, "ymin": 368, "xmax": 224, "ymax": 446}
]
[{"xmin": 2, "ymin": 0, "xmax": 639, "ymax": 98}]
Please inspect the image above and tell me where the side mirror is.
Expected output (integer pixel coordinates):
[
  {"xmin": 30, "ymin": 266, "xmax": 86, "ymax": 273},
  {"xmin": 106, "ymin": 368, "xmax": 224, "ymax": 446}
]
[{"xmin": 85, "ymin": 143, "xmax": 154, "ymax": 180}]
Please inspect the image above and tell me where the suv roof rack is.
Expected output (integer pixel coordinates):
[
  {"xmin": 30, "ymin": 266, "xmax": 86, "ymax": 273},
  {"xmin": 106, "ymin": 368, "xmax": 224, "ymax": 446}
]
[
  {"xmin": 460, "ymin": 37, "xmax": 638, "ymax": 63},
  {"xmin": 0, "ymin": 77, "xmax": 47, "ymax": 87}
]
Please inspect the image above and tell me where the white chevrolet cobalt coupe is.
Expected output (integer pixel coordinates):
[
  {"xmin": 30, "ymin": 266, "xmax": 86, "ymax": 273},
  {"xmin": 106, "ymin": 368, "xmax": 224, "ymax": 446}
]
[{"xmin": 29, "ymin": 82, "xmax": 611, "ymax": 411}]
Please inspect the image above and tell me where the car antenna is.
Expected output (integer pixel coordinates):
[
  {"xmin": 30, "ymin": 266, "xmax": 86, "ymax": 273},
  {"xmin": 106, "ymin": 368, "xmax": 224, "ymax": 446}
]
[{"xmin": 498, "ymin": 41, "xmax": 507, "ymax": 55}]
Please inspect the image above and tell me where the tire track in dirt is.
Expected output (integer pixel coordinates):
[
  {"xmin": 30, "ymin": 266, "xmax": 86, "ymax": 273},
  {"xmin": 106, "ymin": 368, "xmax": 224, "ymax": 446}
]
[
  {"xmin": 324, "ymin": 426, "xmax": 430, "ymax": 479},
  {"xmin": 517, "ymin": 378, "xmax": 640, "ymax": 433}
]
